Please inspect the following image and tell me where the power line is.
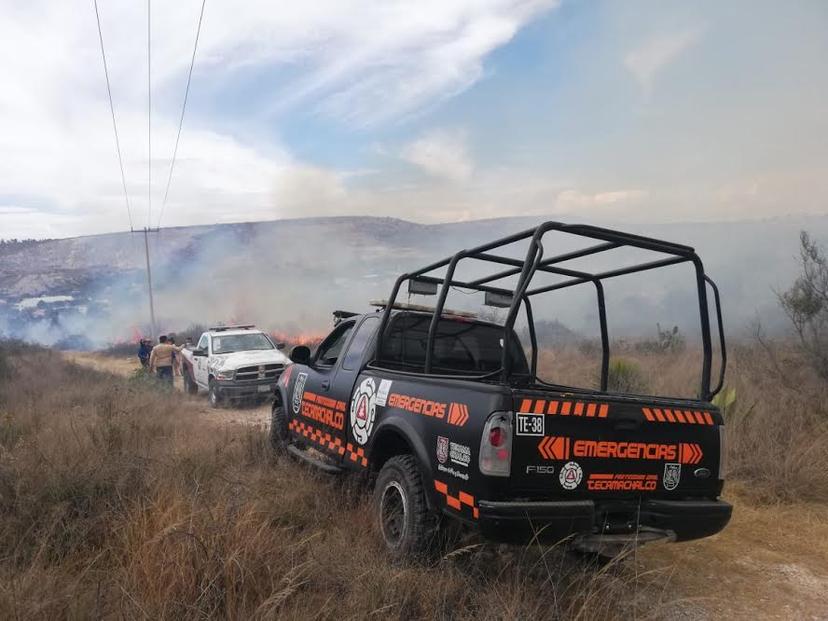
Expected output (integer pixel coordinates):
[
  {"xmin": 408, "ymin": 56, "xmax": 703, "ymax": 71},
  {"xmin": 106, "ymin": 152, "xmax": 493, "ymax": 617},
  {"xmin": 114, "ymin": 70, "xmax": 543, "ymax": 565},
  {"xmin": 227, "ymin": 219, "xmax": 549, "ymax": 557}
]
[
  {"xmin": 157, "ymin": 0, "xmax": 207, "ymax": 230},
  {"xmin": 147, "ymin": 0, "xmax": 152, "ymax": 228},
  {"xmin": 93, "ymin": 0, "xmax": 133, "ymax": 231}
]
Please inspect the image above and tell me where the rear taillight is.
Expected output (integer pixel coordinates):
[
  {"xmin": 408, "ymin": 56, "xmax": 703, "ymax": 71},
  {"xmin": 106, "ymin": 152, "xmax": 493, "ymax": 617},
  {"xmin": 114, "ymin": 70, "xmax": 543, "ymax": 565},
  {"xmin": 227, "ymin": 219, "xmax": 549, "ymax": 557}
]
[
  {"xmin": 479, "ymin": 412, "xmax": 512, "ymax": 477},
  {"xmin": 718, "ymin": 425, "xmax": 727, "ymax": 479}
]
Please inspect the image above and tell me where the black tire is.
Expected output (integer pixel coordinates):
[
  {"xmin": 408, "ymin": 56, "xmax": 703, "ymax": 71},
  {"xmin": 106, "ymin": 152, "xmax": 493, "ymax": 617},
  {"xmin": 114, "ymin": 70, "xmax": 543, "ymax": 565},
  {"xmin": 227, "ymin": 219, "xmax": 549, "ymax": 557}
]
[
  {"xmin": 208, "ymin": 379, "xmax": 223, "ymax": 408},
  {"xmin": 373, "ymin": 455, "xmax": 437, "ymax": 560},
  {"xmin": 270, "ymin": 404, "xmax": 290, "ymax": 453}
]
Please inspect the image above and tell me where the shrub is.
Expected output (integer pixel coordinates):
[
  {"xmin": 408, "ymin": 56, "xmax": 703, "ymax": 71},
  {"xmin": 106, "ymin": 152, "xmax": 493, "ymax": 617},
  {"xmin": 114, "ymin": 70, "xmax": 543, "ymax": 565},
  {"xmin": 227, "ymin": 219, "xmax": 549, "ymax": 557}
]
[
  {"xmin": 779, "ymin": 231, "xmax": 828, "ymax": 380},
  {"xmin": 606, "ymin": 357, "xmax": 648, "ymax": 394},
  {"xmin": 712, "ymin": 386, "xmax": 736, "ymax": 418},
  {"xmin": 635, "ymin": 324, "xmax": 686, "ymax": 355}
]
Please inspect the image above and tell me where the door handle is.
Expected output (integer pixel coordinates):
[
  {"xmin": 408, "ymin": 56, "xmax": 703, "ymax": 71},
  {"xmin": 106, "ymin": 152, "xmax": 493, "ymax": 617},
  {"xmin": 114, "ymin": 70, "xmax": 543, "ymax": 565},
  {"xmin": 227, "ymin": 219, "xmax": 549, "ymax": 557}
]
[{"xmin": 321, "ymin": 379, "xmax": 330, "ymax": 391}]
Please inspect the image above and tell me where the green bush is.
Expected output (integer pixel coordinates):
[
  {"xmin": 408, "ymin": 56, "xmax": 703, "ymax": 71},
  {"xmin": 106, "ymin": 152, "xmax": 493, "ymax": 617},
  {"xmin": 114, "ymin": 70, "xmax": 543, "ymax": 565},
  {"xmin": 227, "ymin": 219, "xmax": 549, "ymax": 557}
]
[
  {"xmin": 635, "ymin": 324, "xmax": 686, "ymax": 355},
  {"xmin": 606, "ymin": 357, "xmax": 648, "ymax": 394},
  {"xmin": 779, "ymin": 231, "xmax": 828, "ymax": 379},
  {"xmin": 712, "ymin": 386, "xmax": 737, "ymax": 418}
]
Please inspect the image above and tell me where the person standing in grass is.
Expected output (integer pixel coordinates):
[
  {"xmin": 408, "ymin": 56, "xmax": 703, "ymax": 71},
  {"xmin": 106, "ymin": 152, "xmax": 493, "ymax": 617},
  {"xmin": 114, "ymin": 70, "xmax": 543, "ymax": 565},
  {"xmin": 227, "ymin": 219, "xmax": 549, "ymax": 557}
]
[
  {"xmin": 149, "ymin": 335, "xmax": 179, "ymax": 387},
  {"xmin": 137, "ymin": 339, "xmax": 152, "ymax": 369}
]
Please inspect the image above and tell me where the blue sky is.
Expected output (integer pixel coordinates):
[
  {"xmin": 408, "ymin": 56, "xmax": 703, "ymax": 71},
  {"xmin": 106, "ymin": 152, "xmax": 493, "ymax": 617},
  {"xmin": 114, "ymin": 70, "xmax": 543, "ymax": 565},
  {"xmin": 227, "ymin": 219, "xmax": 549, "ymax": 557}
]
[{"xmin": 1, "ymin": 0, "xmax": 826, "ymax": 238}]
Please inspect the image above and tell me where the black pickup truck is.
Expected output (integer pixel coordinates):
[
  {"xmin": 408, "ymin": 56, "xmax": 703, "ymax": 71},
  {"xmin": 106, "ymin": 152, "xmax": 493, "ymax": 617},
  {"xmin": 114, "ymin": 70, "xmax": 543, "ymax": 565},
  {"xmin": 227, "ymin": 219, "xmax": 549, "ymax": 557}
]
[{"xmin": 270, "ymin": 221, "xmax": 731, "ymax": 558}]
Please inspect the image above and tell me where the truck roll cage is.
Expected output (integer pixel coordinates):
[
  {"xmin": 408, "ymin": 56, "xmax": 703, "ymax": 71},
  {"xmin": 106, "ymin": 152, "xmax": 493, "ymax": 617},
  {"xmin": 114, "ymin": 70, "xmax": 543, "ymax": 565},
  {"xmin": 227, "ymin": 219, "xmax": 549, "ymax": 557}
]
[{"xmin": 375, "ymin": 221, "xmax": 727, "ymax": 401}]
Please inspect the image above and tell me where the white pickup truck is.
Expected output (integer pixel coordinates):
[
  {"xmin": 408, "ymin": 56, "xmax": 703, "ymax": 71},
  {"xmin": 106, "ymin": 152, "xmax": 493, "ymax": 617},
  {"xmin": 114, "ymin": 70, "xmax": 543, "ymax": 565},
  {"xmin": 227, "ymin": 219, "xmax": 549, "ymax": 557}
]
[{"xmin": 180, "ymin": 325, "xmax": 290, "ymax": 407}]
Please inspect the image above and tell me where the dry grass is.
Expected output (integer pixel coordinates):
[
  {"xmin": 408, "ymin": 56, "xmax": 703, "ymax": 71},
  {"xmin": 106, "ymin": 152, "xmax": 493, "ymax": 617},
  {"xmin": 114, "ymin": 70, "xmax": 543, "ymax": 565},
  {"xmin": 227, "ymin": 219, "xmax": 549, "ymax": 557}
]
[
  {"xmin": 2, "ymin": 339, "xmax": 826, "ymax": 619},
  {"xmin": 724, "ymin": 341, "xmax": 828, "ymax": 502},
  {"xmin": 0, "ymin": 345, "xmax": 679, "ymax": 620}
]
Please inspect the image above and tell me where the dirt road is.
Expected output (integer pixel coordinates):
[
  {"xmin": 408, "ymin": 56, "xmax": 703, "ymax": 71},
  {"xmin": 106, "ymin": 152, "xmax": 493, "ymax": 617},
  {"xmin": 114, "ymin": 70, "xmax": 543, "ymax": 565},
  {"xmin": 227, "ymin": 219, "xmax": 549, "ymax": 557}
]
[{"xmin": 63, "ymin": 351, "xmax": 828, "ymax": 620}]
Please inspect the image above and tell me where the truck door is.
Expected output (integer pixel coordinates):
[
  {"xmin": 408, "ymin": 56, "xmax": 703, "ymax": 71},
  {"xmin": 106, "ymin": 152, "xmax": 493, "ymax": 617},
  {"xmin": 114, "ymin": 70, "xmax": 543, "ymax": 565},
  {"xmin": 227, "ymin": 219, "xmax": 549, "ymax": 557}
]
[
  {"xmin": 194, "ymin": 333, "xmax": 210, "ymax": 387},
  {"xmin": 295, "ymin": 320, "xmax": 356, "ymax": 456},
  {"xmin": 331, "ymin": 315, "xmax": 381, "ymax": 448}
]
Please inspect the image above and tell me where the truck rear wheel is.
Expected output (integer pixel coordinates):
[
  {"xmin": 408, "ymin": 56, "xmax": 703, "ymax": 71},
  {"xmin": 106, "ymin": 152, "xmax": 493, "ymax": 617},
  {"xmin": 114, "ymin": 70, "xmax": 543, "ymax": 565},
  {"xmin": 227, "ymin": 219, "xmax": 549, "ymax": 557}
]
[{"xmin": 374, "ymin": 455, "xmax": 437, "ymax": 560}]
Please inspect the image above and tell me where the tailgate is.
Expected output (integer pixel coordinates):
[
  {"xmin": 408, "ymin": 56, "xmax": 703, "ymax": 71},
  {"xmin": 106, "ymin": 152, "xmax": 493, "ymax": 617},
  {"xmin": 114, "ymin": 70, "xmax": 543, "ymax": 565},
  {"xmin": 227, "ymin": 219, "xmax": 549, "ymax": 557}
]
[{"xmin": 510, "ymin": 391, "xmax": 723, "ymax": 499}]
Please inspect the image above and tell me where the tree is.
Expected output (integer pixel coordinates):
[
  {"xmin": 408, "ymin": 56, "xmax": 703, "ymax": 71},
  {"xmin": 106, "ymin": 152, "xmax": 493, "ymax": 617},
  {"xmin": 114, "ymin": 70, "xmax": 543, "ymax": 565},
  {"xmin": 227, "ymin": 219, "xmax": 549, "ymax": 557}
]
[{"xmin": 779, "ymin": 231, "xmax": 828, "ymax": 379}]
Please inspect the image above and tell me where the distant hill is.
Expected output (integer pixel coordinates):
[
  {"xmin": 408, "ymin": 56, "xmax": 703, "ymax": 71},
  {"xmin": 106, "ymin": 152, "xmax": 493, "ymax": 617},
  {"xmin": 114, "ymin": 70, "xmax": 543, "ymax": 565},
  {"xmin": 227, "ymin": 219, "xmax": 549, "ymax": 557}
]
[{"xmin": 2, "ymin": 213, "xmax": 827, "ymax": 347}]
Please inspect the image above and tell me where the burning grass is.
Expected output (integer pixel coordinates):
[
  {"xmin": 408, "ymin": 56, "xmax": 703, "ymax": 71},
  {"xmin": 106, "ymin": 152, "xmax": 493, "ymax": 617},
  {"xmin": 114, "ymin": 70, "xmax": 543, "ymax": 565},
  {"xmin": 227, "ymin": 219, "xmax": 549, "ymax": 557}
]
[{"xmin": 0, "ymin": 345, "xmax": 676, "ymax": 620}]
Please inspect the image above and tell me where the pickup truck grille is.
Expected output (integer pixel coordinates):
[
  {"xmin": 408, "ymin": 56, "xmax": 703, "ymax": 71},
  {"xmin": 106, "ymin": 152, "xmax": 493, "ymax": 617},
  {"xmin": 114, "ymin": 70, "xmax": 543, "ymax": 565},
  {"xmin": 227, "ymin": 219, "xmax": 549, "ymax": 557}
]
[{"xmin": 235, "ymin": 364, "xmax": 284, "ymax": 381}]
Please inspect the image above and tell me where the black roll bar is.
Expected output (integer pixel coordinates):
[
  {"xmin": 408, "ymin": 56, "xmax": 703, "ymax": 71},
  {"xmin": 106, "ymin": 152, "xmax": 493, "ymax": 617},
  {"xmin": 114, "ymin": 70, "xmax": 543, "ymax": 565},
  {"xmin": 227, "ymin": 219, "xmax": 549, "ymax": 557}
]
[
  {"xmin": 705, "ymin": 275, "xmax": 727, "ymax": 398},
  {"xmin": 374, "ymin": 220, "xmax": 723, "ymax": 401}
]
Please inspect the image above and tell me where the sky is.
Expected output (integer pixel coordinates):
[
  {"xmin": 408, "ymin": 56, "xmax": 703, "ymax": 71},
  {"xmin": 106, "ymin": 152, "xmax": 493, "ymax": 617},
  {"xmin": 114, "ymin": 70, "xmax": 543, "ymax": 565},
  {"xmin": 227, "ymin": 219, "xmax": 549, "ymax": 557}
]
[{"xmin": 0, "ymin": 0, "xmax": 826, "ymax": 239}]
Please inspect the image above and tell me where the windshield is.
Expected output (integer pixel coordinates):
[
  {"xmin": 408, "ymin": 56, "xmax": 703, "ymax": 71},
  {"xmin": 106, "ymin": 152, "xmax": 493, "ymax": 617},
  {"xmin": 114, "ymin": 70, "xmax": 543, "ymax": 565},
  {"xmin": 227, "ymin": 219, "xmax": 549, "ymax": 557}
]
[{"xmin": 212, "ymin": 333, "xmax": 274, "ymax": 354}]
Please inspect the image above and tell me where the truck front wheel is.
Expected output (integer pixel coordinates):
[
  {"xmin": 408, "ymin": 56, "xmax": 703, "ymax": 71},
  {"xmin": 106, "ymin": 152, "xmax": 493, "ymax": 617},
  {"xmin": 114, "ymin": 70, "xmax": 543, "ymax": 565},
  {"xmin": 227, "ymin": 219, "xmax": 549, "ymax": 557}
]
[
  {"xmin": 270, "ymin": 405, "xmax": 289, "ymax": 453},
  {"xmin": 374, "ymin": 455, "xmax": 437, "ymax": 560},
  {"xmin": 208, "ymin": 380, "xmax": 223, "ymax": 408}
]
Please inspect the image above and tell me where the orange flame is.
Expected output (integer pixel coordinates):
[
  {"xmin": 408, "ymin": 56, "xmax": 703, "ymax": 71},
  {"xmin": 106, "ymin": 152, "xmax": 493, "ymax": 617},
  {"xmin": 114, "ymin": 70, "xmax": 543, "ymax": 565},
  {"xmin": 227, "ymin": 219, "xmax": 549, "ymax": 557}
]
[{"xmin": 270, "ymin": 330, "xmax": 325, "ymax": 348}]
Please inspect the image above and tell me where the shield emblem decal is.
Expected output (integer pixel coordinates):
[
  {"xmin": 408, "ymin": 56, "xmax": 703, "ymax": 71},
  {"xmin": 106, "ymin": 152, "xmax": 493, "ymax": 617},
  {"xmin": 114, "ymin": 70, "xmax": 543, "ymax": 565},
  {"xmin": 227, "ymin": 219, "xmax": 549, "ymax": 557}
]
[
  {"xmin": 436, "ymin": 436, "xmax": 449, "ymax": 464},
  {"xmin": 663, "ymin": 463, "xmax": 681, "ymax": 491}
]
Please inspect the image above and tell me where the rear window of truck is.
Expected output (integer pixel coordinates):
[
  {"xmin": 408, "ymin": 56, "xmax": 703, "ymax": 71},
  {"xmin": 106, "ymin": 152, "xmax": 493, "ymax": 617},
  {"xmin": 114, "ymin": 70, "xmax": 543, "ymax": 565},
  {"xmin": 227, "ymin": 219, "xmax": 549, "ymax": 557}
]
[{"xmin": 377, "ymin": 313, "xmax": 528, "ymax": 375}]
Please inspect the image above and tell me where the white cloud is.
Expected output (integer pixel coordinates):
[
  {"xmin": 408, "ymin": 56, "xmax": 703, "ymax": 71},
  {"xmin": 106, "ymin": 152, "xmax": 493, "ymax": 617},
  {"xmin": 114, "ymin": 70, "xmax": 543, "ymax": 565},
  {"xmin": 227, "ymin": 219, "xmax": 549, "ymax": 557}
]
[
  {"xmin": 400, "ymin": 129, "xmax": 474, "ymax": 182},
  {"xmin": 0, "ymin": 0, "xmax": 558, "ymax": 238},
  {"xmin": 624, "ymin": 27, "xmax": 703, "ymax": 93}
]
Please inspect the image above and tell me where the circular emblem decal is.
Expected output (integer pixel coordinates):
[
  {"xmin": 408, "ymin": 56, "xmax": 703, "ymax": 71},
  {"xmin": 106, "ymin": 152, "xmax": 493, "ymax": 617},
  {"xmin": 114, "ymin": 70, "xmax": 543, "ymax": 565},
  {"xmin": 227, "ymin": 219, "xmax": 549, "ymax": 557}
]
[
  {"xmin": 350, "ymin": 377, "xmax": 377, "ymax": 445},
  {"xmin": 559, "ymin": 461, "xmax": 583, "ymax": 490}
]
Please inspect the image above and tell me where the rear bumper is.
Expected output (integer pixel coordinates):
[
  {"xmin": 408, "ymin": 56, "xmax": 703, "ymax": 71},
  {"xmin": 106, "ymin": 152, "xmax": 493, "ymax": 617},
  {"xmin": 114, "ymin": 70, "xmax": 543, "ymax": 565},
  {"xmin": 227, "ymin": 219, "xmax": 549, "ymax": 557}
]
[{"xmin": 477, "ymin": 498, "xmax": 732, "ymax": 544}]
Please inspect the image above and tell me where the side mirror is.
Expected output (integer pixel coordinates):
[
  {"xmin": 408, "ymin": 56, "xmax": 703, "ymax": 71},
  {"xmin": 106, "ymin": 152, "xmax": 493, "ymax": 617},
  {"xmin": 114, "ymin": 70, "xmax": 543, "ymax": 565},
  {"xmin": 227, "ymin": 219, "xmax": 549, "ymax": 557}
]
[
  {"xmin": 276, "ymin": 342, "xmax": 286, "ymax": 350},
  {"xmin": 290, "ymin": 345, "xmax": 311, "ymax": 365},
  {"xmin": 193, "ymin": 348, "xmax": 208, "ymax": 357}
]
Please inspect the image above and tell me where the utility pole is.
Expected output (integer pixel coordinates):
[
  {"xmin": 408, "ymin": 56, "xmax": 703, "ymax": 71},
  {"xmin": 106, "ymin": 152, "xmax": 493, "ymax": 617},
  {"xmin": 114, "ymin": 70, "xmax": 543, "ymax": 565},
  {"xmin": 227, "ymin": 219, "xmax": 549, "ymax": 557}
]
[{"xmin": 133, "ymin": 227, "xmax": 159, "ymax": 341}]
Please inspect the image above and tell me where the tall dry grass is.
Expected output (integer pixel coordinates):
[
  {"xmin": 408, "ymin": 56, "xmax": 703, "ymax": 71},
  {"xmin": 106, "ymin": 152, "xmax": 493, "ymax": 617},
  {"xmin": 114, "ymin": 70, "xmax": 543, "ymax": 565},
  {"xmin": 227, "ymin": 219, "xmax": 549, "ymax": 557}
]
[{"xmin": 0, "ymin": 345, "xmax": 679, "ymax": 620}]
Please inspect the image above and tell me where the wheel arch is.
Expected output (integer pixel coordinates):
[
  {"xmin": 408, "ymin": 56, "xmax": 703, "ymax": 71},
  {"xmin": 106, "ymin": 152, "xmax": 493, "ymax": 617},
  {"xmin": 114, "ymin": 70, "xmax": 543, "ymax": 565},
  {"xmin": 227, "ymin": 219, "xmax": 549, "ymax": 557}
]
[
  {"xmin": 369, "ymin": 418, "xmax": 438, "ymax": 512},
  {"xmin": 274, "ymin": 384, "xmax": 287, "ymax": 410}
]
